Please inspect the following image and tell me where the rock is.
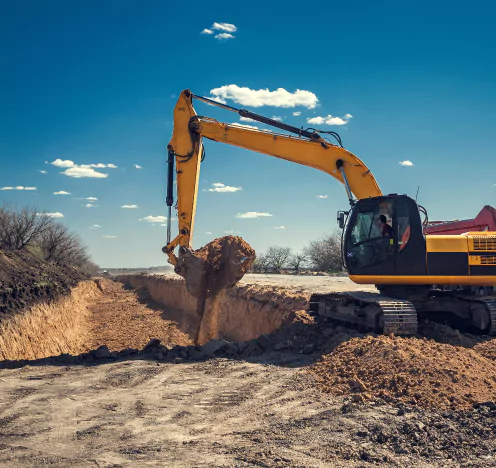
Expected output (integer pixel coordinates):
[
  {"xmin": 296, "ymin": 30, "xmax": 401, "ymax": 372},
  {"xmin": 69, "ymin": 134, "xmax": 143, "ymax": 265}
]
[
  {"xmin": 201, "ymin": 339, "xmax": 226, "ymax": 357},
  {"xmin": 474, "ymin": 401, "xmax": 496, "ymax": 410},
  {"xmin": 351, "ymin": 394, "xmax": 365, "ymax": 403},
  {"xmin": 142, "ymin": 338, "xmax": 161, "ymax": 352},
  {"xmin": 120, "ymin": 348, "xmax": 138, "ymax": 356},
  {"xmin": 189, "ymin": 348, "xmax": 204, "ymax": 360},
  {"xmin": 322, "ymin": 328, "xmax": 334, "ymax": 338},
  {"xmin": 352, "ymin": 378, "xmax": 368, "ymax": 392},
  {"xmin": 91, "ymin": 345, "xmax": 111, "ymax": 359},
  {"xmin": 236, "ymin": 341, "xmax": 248, "ymax": 354},
  {"xmin": 174, "ymin": 357, "xmax": 183, "ymax": 364},
  {"xmin": 222, "ymin": 342, "xmax": 239, "ymax": 356},
  {"xmin": 257, "ymin": 334, "xmax": 272, "ymax": 351},
  {"xmin": 302, "ymin": 344, "xmax": 315, "ymax": 354}
]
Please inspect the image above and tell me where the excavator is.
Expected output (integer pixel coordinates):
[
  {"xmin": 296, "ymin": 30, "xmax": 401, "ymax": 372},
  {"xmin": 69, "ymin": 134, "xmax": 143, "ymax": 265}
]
[{"xmin": 163, "ymin": 89, "xmax": 496, "ymax": 336}]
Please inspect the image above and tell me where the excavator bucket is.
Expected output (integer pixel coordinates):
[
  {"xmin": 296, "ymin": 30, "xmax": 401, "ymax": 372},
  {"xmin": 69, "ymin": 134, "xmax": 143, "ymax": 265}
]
[{"xmin": 175, "ymin": 236, "xmax": 256, "ymax": 301}]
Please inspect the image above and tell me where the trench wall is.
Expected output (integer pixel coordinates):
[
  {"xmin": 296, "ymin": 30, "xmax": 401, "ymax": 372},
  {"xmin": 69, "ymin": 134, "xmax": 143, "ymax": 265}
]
[
  {"xmin": 0, "ymin": 280, "xmax": 102, "ymax": 361},
  {"xmin": 116, "ymin": 274, "xmax": 310, "ymax": 344}
]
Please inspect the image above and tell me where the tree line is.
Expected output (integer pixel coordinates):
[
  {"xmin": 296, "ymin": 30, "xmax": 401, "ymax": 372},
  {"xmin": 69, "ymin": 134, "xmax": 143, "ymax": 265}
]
[
  {"xmin": 251, "ymin": 232, "xmax": 343, "ymax": 274},
  {"xmin": 0, "ymin": 205, "xmax": 98, "ymax": 275}
]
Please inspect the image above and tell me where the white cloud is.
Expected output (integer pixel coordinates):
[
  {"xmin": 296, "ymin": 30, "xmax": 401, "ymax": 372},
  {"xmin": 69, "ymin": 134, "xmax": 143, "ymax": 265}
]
[
  {"xmin": 201, "ymin": 28, "xmax": 213, "ymax": 34},
  {"xmin": 0, "ymin": 186, "xmax": 37, "ymax": 191},
  {"xmin": 51, "ymin": 159, "xmax": 116, "ymax": 178},
  {"xmin": 160, "ymin": 223, "xmax": 167, "ymax": 227},
  {"xmin": 140, "ymin": 215, "xmax": 167, "ymax": 223},
  {"xmin": 307, "ymin": 114, "xmax": 352, "ymax": 126},
  {"xmin": 51, "ymin": 159, "xmax": 75, "ymax": 168},
  {"xmin": 134, "ymin": 164, "xmax": 142, "ymax": 169},
  {"xmin": 54, "ymin": 191, "xmax": 70, "ymax": 195},
  {"xmin": 215, "ymin": 33, "xmax": 235, "ymax": 40},
  {"xmin": 85, "ymin": 204, "xmax": 94, "ymax": 208},
  {"xmin": 205, "ymin": 231, "xmax": 212, "ymax": 235},
  {"xmin": 236, "ymin": 212, "xmax": 273, "ymax": 218},
  {"xmin": 399, "ymin": 160, "xmax": 414, "ymax": 166},
  {"xmin": 121, "ymin": 204, "xmax": 138, "ymax": 209},
  {"xmin": 86, "ymin": 197, "xmax": 98, "ymax": 201},
  {"xmin": 209, "ymin": 85, "xmax": 319, "ymax": 109},
  {"xmin": 208, "ymin": 182, "xmax": 242, "ymax": 193},
  {"xmin": 43, "ymin": 212, "xmax": 64, "ymax": 218},
  {"xmin": 224, "ymin": 230, "xmax": 241, "ymax": 234},
  {"xmin": 274, "ymin": 226, "xmax": 286, "ymax": 229},
  {"xmin": 316, "ymin": 195, "xmax": 328, "ymax": 199},
  {"xmin": 39, "ymin": 170, "xmax": 47, "ymax": 174},
  {"xmin": 62, "ymin": 167, "xmax": 108, "ymax": 178},
  {"xmin": 231, "ymin": 122, "xmax": 259, "ymax": 130},
  {"xmin": 102, "ymin": 235, "xmax": 117, "ymax": 239},
  {"xmin": 293, "ymin": 111, "xmax": 301, "ymax": 116},
  {"xmin": 240, "ymin": 116, "xmax": 255, "ymax": 122},
  {"xmin": 212, "ymin": 22, "xmax": 237, "ymax": 33},
  {"xmin": 90, "ymin": 224, "xmax": 102, "ymax": 229},
  {"xmin": 272, "ymin": 116, "xmax": 283, "ymax": 122}
]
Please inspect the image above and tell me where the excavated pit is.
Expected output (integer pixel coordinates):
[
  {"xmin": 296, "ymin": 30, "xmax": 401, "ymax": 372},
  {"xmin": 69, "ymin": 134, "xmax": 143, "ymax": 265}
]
[{"xmin": 116, "ymin": 273, "xmax": 310, "ymax": 345}]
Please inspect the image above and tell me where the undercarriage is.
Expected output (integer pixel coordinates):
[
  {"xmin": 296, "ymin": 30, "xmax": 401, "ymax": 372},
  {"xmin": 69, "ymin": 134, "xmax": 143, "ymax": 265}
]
[{"xmin": 310, "ymin": 286, "xmax": 496, "ymax": 336}]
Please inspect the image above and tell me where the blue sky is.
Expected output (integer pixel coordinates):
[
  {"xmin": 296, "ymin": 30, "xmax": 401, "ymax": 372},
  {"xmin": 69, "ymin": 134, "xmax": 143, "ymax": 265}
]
[{"xmin": 1, "ymin": 0, "xmax": 495, "ymax": 267}]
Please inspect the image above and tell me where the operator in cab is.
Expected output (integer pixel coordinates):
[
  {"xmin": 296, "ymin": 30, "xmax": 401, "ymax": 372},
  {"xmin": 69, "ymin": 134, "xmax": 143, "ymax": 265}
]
[{"xmin": 379, "ymin": 215, "xmax": 393, "ymax": 238}]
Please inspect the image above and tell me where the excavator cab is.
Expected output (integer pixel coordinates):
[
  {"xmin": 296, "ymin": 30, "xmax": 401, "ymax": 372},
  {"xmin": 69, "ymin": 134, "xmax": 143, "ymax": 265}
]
[{"xmin": 343, "ymin": 194, "xmax": 427, "ymax": 278}]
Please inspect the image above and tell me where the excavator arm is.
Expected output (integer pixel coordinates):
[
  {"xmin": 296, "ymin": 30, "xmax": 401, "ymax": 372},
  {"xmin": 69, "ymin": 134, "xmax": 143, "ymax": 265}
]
[{"xmin": 163, "ymin": 89, "xmax": 382, "ymax": 268}]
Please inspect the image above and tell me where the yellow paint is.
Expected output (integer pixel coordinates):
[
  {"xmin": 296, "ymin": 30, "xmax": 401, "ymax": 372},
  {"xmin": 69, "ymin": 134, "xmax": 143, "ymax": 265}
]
[
  {"xmin": 164, "ymin": 89, "xmax": 382, "ymax": 264},
  {"xmin": 350, "ymin": 275, "xmax": 496, "ymax": 286},
  {"xmin": 426, "ymin": 235, "xmax": 468, "ymax": 253}
]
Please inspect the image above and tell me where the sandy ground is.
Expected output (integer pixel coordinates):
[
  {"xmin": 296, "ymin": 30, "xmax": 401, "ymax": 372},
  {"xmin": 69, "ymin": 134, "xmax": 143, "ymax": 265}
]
[
  {"xmin": 156, "ymin": 272, "xmax": 376, "ymax": 293},
  {"xmin": 2, "ymin": 355, "xmax": 494, "ymax": 468},
  {"xmin": 1, "ymin": 276, "xmax": 495, "ymax": 467}
]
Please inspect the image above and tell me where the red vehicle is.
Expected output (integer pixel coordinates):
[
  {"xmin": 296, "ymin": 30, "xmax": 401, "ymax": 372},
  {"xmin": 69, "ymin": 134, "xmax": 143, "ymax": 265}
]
[
  {"xmin": 425, "ymin": 205, "xmax": 496, "ymax": 295},
  {"xmin": 425, "ymin": 205, "xmax": 496, "ymax": 235}
]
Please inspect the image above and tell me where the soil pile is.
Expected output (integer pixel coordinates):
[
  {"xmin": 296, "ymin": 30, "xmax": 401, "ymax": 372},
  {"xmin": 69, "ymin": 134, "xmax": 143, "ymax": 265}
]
[
  {"xmin": 0, "ymin": 249, "xmax": 87, "ymax": 315},
  {"xmin": 474, "ymin": 339, "xmax": 496, "ymax": 361},
  {"xmin": 177, "ymin": 236, "xmax": 256, "ymax": 300},
  {"xmin": 308, "ymin": 335, "xmax": 496, "ymax": 410}
]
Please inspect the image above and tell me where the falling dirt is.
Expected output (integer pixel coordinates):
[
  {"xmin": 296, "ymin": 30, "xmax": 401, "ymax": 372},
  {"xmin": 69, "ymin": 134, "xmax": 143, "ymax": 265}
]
[
  {"xmin": 176, "ymin": 236, "xmax": 256, "ymax": 300},
  {"xmin": 308, "ymin": 335, "xmax": 496, "ymax": 411}
]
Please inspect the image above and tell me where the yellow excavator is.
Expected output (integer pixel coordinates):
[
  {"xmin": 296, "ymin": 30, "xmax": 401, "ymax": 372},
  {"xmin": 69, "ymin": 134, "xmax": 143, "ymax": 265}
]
[{"xmin": 163, "ymin": 89, "xmax": 496, "ymax": 336}]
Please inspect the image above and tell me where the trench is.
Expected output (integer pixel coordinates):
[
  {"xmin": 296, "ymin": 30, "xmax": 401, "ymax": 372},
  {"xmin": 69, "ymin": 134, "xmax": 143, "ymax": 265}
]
[{"xmin": 116, "ymin": 274, "xmax": 311, "ymax": 345}]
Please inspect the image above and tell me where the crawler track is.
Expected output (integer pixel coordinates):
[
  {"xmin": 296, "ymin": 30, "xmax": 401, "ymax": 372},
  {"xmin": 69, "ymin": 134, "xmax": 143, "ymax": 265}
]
[{"xmin": 310, "ymin": 291, "xmax": 418, "ymax": 335}]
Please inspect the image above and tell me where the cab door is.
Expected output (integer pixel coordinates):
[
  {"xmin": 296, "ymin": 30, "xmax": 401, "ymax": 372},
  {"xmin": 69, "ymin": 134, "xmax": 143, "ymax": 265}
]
[{"xmin": 344, "ymin": 195, "xmax": 426, "ymax": 277}]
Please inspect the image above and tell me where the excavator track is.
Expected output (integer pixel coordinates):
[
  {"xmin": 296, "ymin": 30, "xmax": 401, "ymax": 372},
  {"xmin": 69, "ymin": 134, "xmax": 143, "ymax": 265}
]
[
  {"xmin": 310, "ymin": 291, "xmax": 418, "ymax": 336},
  {"xmin": 479, "ymin": 298, "xmax": 496, "ymax": 335}
]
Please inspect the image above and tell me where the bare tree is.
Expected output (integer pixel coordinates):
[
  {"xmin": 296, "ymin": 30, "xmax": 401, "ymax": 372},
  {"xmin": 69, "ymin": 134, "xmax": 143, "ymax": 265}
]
[
  {"xmin": 252, "ymin": 253, "xmax": 270, "ymax": 273},
  {"xmin": 288, "ymin": 252, "xmax": 308, "ymax": 273},
  {"xmin": 303, "ymin": 232, "xmax": 342, "ymax": 272},
  {"xmin": 0, "ymin": 205, "xmax": 53, "ymax": 250},
  {"xmin": 265, "ymin": 246, "xmax": 291, "ymax": 272}
]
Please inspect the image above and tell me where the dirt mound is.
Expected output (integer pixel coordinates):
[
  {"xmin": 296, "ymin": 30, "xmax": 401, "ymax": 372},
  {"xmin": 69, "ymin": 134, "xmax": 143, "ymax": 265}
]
[
  {"xmin": 0, "ymin": 248, "xmax": 87, "ymax": 316},
  {"xmin": 308, "ymin": 335, "xmax": 496, "ymax": 410},
  {"xmin": 474, "ymin": 339, "xmax": 496, "ymax": 361},
  {"xmin": 177, "ymin": 236, "xmax": 255, "ymax": 300}
]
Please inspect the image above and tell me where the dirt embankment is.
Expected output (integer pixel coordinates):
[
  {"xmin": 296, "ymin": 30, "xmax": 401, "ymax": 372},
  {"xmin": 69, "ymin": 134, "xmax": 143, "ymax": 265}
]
[{"xmin": 0, "ymin": 249, "xmax": 87, "ymax": 316}]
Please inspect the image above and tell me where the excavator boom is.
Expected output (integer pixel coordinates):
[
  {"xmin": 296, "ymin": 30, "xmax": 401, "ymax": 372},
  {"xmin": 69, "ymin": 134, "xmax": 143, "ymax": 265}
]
[{"xmin": 164, "ymin": 89, "xmax": 382, "ymax": 268}]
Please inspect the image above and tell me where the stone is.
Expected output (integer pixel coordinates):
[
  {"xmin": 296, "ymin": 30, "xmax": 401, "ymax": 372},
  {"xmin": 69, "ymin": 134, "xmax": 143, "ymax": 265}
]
[
  {"xmin": 189, "ymin": 349, "xmax": 204, "ymax": 360},
  {"xmin": 174, "ymin": 357, "xmax": 183, "ymax": 364},
  {"xmin": 474, "ymin": 401, "xmax": 496, "ymax": 410},
  {"xmin": 201, "ymin": 339, "xmax": 226, "ymax": 357},
  {"xmin": 302, "ymin": 344, "xmax": 315, "ymax": 354},
  {"xmin": 92, "ymin": 345, "xmax": 111, "ymax": 359},
  {"xmin": 351, "ymin": 394, "xmax": 365, "ymax": 403},
  {"xmin": 352, "ymin": 378, "xmax": 368, "ymax": 392},
  {"xmin": 257, "ymin": 334, "xmax": 272, "ymax": 351}
]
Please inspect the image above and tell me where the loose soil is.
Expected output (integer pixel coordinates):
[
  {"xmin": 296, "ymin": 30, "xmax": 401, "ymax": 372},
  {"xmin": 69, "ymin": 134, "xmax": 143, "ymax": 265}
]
[
  {"xmin": 308, "ymin": 335, "xmax": 496, "ymax": 411},
  {"xmin": 177, "ymin": 236, "xmax": 255, "ymax": 300},
  {"xmin": 0, "ymin": 249, "xmax": 86, "ymax": 316}
]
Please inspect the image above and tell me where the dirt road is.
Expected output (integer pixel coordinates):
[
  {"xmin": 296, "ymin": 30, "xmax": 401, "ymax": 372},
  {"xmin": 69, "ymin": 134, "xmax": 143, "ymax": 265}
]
[{"xmin": 1, "ymin": 354, "xmax": 495, "ymax": 468}]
